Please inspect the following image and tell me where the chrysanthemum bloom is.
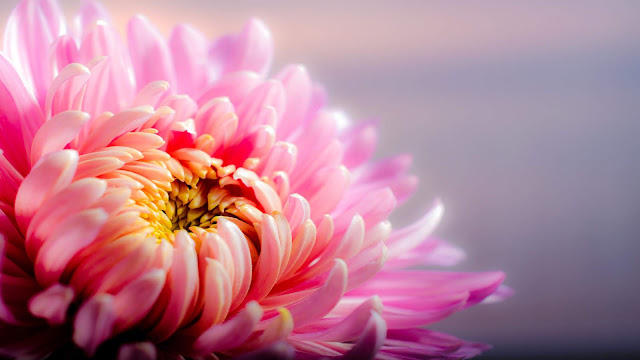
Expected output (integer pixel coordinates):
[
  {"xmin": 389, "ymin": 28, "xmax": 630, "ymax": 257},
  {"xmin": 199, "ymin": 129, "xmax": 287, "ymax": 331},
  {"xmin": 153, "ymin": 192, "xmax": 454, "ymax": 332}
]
[{"xmin": 0, "ymin": 1, "xmax": 507, "ymax": 359}]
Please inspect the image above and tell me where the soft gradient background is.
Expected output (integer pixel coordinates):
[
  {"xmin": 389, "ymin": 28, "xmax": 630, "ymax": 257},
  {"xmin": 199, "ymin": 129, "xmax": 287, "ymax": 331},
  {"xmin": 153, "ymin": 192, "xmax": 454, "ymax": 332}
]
[{"xmin": 2, "ymin": 1, "xmax": 639, "ymax": 358}]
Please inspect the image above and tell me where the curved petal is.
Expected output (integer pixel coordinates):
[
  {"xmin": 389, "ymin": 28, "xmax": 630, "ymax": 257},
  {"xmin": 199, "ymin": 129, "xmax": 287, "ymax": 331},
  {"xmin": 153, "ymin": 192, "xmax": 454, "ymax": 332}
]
[
  {"xmin": 30, "ymin": 111, "xmax": 90, "ymax": 165},
  {"xmin": 169, "ymin": 24, "xmax": 209, "ymax": 96},
  {"xmin": 117, "ymin": 342, "xmax": 156, "ymax": 360},
  {"xmin": 208, "ymin": 18, "xmax": 273, "ymax": 77},
  {"xmin": 341, "ymin": 311, "xmax": 386, "ymax": 360},
  {"xmin": 340, "ymin": 121, "xmax": 378, "ymax": 170},
  {"xmin": 3, "ymin": 0, "xmax": 64, "ymax": 105},
  {"xmin": 386, "ymin": 200, "xmax": 443, "ymax": 259},
  {"xmin": 148, "ymin": 231, "xmax": 198, "ymax": 342},
  {"xmin": 44, "ymin": 63, "xmax": 90, "ymax": 119},
  {"xmin": 287, "ymin": 259, "xmax": 347, "ymax": 328},
  {"xmin": 113, "ymin": 269, "xmax": 166, "ymax": 332},
  {"xmin": 244, "ymin": 214, "xmax": 283, "ymax": 303},
  {"xmin": 78, "ymin": 106, "xmax": 154, "ymax": 153},
  {"xmin": 245, "ymin": 308, "xmax": 293, "ymax": 350},
  {"xmin": 292, "ymin": 296, "xmax": 383, "ymax": 342},
  {"xmin": 275, "ymin": 65, "xmax": 312, "ymax": 140},
  {"xmin": 73, "ymin": 294, "xmax": 116, "ymax": 356},
  {"xmin": 34, "ymin": 208, "xmax": 108, "ymax": 286},
  {"xmin": 75, "ymin": 0, "xmax": 112, "ymax": 35},
  {"xmin": 127, "ymin": 15, "xmax": 176, "ymax": 89},
  {"xmin": 0, "ymin": 54, "xmax": 46, "ymax": 174},
  {"xmin": 217, "ymin": 218, "xmax": 252, "ymax": 311},
  {"xmin": 14, "ymin": 150, "xmax": 78, "ymax": 232},
  {"xmin": 193, "ymin": 301, "xmax": 263, "ymax": 354},
  {"xmin": 28, "ymin": 283, "xmax": 75, "ymax": 325},
  {"xmin": 0, "ymin": 151, "xmax": 24, "ymax": 205},
  {"xmin": 236, "ymin": 341, "xmax": 295, "ymax": 360}
]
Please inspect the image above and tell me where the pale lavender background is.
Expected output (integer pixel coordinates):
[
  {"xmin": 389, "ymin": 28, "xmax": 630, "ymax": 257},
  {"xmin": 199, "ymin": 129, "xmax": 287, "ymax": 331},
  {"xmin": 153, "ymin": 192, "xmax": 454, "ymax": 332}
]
[{"xmin": 2, "ymin": 1, "xmax": 639, "ymax": 358}]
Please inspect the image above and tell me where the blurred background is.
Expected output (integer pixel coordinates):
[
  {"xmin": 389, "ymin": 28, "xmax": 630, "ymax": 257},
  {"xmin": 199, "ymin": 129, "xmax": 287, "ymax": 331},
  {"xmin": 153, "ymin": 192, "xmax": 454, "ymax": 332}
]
[{"xmin": 2, "ymin": 0, "xmax": 639, "ymax": 358}]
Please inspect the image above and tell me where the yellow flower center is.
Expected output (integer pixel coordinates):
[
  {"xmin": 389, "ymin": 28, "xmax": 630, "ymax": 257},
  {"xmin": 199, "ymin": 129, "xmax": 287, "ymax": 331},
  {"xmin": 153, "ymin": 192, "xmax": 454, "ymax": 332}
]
[{"xmin": 136, "ymin": 151, "xmax": 261, "ymax": 262}]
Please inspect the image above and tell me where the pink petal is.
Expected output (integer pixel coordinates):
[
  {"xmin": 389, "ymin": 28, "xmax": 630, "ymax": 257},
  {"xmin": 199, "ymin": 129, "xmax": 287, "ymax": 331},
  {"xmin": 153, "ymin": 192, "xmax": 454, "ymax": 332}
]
[
  {"xmin": 380, "ymin": 328, "xmax": 488, "ymax": 359},
  {"xmin": 258, "ymin": 141, "xmax": 297, "ymax": 178},
  {"xmin": 345, "ymin": 241, "xmax": 388, "ymax": 291},
  {"xmin": 90, "ymin": 240, "xmax": 156, "ymax": 295},
  {"xmin": 290, "ymin": 111, "xmax": 339, "ymax": 169},
  {"xmin": 290, "ymin": 140, "xmax": 343, "ymax": 198},
  {"xmin": 28, "ymin": 283, "xmax": 74, "ymax": 325},
  {"xmin": 160, "ymin": 95, "xmax": 198, "ymax": 125},
  {"xmin": 82, "ymin": 56, "xmax": 134, "ymax": 117},
  {"xmin": 362, "ymin": 220, "xmax": 392, "ymax": 249},
  {"xmin": 26, "ymin": 177, "xmax": 107, "ymax": 260},
  {"xmin": 75, "ymin": 0, "xmax": 112, "ymax": 35},
  {"xmin": 193, "ymin": 301, "xmax": 263, "ymax": 354},
  {"xmin": 78, "ymin": 106, "xmax": 154, "ymax": 153},
  {"xmin": 354, "ymin": 153, "xmax": 412, "ymax": 184},
  {"xmin": 110, "ymin": 131, "xmax": 165, "ymax": 152},
  {"xmin": 51, "ymin": 34, "xmax": 79, "ymax": 72},
  {"xmin": 0, "ymin": 151, "xmax": 24, "ymax": 205},
  {"xmin": 245, "ymin": 214, "xmax": 282, "ymax": 303},
  {"xmin": 297, "ymin": 216, "xmax": 363, "ymax": 285},
  {"xmin": 385, "ymin": 237, "xmax": 466, "ymax": 268},
  {"xmin": 217, "ymin": 218, "xmax": 252, "ymax": 311},
  {"xmin": 30, "ymin": 111, "xmax": 90, "ymax": 165},
  {"xmin": 169, "ymin": 24, "xmax": 209, "ymax": 96},
  {"xmin": 280, "ymin": 220, "xmax": 315, "ymax": 281},
  {"xmin": 113, "ymin": 269, "xmax": 166, "ymax": 332},
  {"xmin": 186, "ymin": 259, "xmax": 232, "ymax": 333},
  {"xmin": 332, "ymin": 187, "xmax": 396, "ymax": 232},
  {"xmin": 341, "ymin": 311, "xmax": 387, "ymax": 360},
  {"xmin": 275, "ymin": 65, "xmax": 312, "ymax": 140},
  {"xmin": 385, "ymin": 200, "xmax": 444, "ymax": 259},
  {"xmin": 305, "ymin": 215, "xmax": 334, "ymax": 268},
  {"xmin": 381, "ymin": 293, "xmax": 468, "ymax": 329},
  {"xmin": 0, "ymin": 236, "xmax": 39, "ymax": 326},
  {"xmin": 198, "ymin": 71, "xmax": 261, "ymax": 108},
  {"xmin": 44, "ymin": 63, "xmax": 91, "ymax": 119},
  {"xmin": 307, "ymin": 166, "xmax": 350, "ymax": 221},
  {"xmin": 14, "ymin": 150, "xmax": 78, "ymax": 232},
  {"xmin": 273, "ymin": 212, "xmax": 293, "ymax": 279},
  {"xmin": 356, "ymin": 271, "xmax": 506, "ymax": 309},
  {"xmin": 340, "ymin": 121, "xmax": 378, "ymax": 169},
  {"xmin": 481, "ymin": 285, "xmax": 514, "ymax": 304},
  {"xmin": 250, "ymin": 179, "xmax": 283, "ymax": 214},
  {"xmin": 148, "ymin": 231, "xmax": 199, "ymax": 342},
  {"xmin": 234, "ymin": 80, "xmax": 285, "ymax": 140},
  {"xmin": 127, "ymin": 15, "xmax": 176, "ymax": 89},
  {"xmin": 3, "ymin": 0, "xmax": 63, "ymax": 105},
  {"xmin": 282, "ymin": 194, "xmax": 310, "ymax": 236},
  {"xmin": 287, "ymin": 259, "xmax": 347, "ymax": 328},
  {"xmin": 74, "ymin": 157, "xmax": 125, "ymax": 180},
  {"xmin": 0, "ymin": 54, "xmax": 46, "ymax": 174},
  {"xmin": 208, "ymin": 18, "xmax": 273, "ymax": 77},
  {"xmin": 293, "ymin": 296, "xmax": 383, "ymax": 342},
  {"xmin": 235, "ymin": 342, "xmax": 294, "ymax": 360},
  {"xmin": 34, "ymin": 208, "xmax": 108, "ymax": 286},
  {"xmin": 133, "ymin": 80, "xmax": 170, "ymax": 108},
  {"xmin": 73, "ymin": 294, "xmax": 116, "ymax": 356},
  {"xmin": 0, "ymin": 209, "xmax": 29, "ymax": 269},
  {"xmin": 246, "ymin": 308, "xmax": 293, "ymax": 350},
  {"xmin": 118, "ymin": 342, "xmax": 156, "ymax": 360}
]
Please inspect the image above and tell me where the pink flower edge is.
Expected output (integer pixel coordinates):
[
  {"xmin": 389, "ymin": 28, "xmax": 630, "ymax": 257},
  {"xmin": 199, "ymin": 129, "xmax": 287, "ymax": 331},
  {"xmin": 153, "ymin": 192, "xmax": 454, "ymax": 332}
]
[{"xmin": 0, "ymin": 1, "xmax": 509, "ymax": 359}]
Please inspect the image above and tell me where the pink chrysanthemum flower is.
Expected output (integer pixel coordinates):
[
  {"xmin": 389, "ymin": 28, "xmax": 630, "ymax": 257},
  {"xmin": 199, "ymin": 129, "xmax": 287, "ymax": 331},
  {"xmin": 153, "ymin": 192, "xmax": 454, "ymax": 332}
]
[{"xmin": 0, "ymin": 1, "xmax": 507, "ymax": 359}]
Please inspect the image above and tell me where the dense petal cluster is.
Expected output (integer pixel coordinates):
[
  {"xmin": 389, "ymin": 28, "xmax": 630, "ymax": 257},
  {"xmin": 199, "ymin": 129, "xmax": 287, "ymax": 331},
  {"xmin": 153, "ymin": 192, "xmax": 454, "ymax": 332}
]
[{"xmin": 0, "ymin": 1, "xmax": 506, "ymax": 359}]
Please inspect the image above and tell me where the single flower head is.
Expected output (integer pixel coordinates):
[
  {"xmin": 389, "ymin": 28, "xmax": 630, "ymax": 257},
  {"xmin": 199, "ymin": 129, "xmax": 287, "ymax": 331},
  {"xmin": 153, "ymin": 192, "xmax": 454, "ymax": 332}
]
[{"xmin": 0, "ymin": 0, "xmax": 507, "ymax": 359}]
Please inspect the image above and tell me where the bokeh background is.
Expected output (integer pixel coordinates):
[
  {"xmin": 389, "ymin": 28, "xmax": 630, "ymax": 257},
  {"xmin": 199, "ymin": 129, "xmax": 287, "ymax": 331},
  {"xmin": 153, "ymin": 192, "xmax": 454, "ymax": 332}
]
[{"xmin": 2, "ymin": 1, "xmax": 639, "ymax": 358}]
